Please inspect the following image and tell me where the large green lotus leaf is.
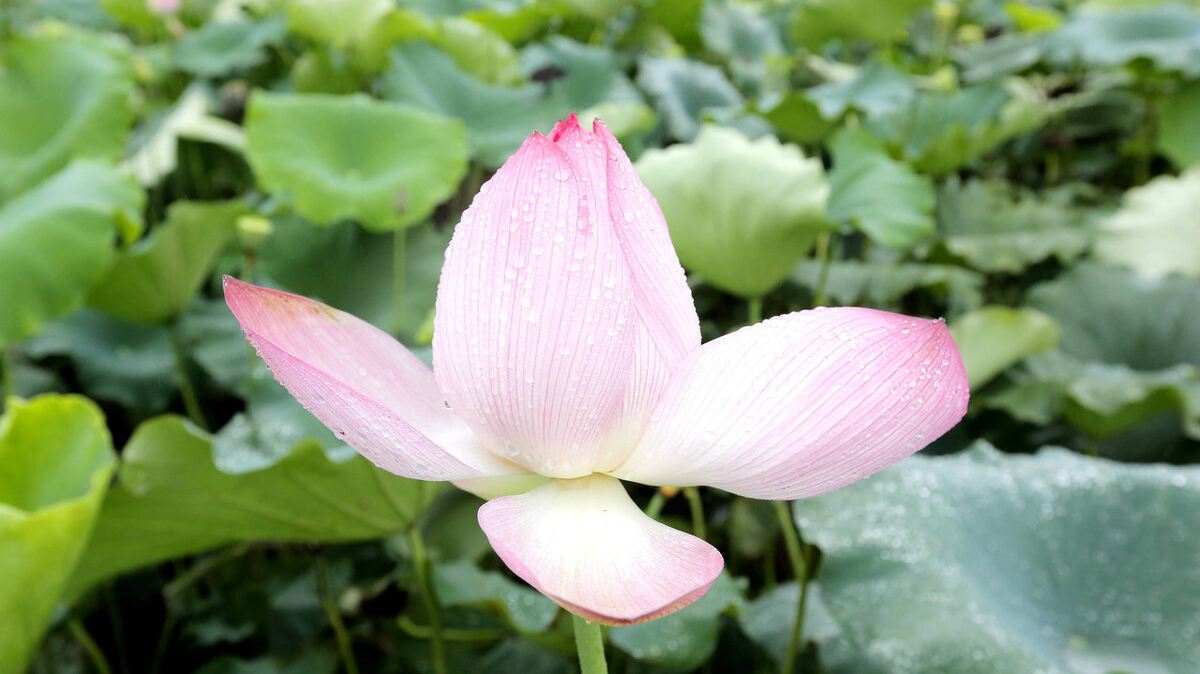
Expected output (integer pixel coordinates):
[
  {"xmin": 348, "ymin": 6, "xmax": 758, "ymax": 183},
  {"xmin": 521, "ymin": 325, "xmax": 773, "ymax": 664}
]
[
  {"xmin": 174, "ymin": 16, "xmax": 289, "ymax": 78},
  {"xmin": 827, "ymin": 128, "xmax": 934, "ymax": 249},
  {"xmin": 433, "ymin": 560, "xmax": 559, "ymax": 633},
  {"xmin": 806, "ymin": 61, "xmax": 916, "ymax": 120},
  {"xmin": 868, "ymin": 81, "xmax": 1045, "ymax": 175},
  {"xmin": 1027, "ymin": 264, "xmax": 1200, "ymax": 371},
  {"xmin": 88, "ymin": 200, "xmax": 245, "ymax": 325},
  {"xmin": 789, "ymin": 0, "xmax": 934, "ymax": 49},
  {"xmin": 0, "ymin": 162, "xmax": 143, "ymax": 348},
  {"xmin": 791, "ymin": 443, "xmax": 1200, "ymax": 674},
  {"xmin": 1044, "ymin": 3, "xmax": 1200, "ymax": 76},
  {"xmin": 256, "ymin": 218, "xmax": 451, "ymax": 336},
  {"xmin": 1092, "ymin": 168, "xmax": 1200, "ymax": 278},
  {"xmin": 67, "ymin": 415, "xmax": 438, "ymax": 594},
  {"xmin": 383, "ymin": 42, "xmax": 569, "ymax": 168},
  {"xmin": 609, "ymin": 573, "xmax": 746, "ymax": 673},
  {"xmin": 285, "ymin": 0, "xmax": 391, "ymax": 48},
  {"xmin": 22, "ymin": 310, "xmax": 175, "ymax": 413},
  {"xmin": 1157, "ymin": 80, "xmax": 1200, "ymax": 169},
  {"xmin": 244, "ymin": 92, "xmax": 468, "ymax": 231},
  {"xmin": 519, "ymin": 36, "xmax": 641, "ymax": 111},
  {"xmin": 934, "ymin": 178, "xmax": 1094, "ymax": 273},
  {"xmin": 636, "ymin": 125, "xmax": 830, "ymax": 299},
  {"xmin": 1007, "ymin": 265, "xmax": 1200, "ymax": 439},
  {"xmin": 435, "ymin": 17, "xmax": 523, "ymax": 86},
  {"xmin": 0, "ymin": 35, "xmax": 133, "ymax": 201},
  {"xmin": 635, "ymin": 57, "xmax": 744, "ymax": 142},
  {"xmin": 791, "ymin": 259, "xmax": 985, "ymax": 315},
  {"xmin": 0, "ymin": 395, "xmax": 115, "ymax": 674},
  {"xmin": 212, "ymin": 370, "xmax": 346, "ymax": 474},
  {"xmin": 948, "ymin": 306, "xmax": 1059, "ymax": 388}
]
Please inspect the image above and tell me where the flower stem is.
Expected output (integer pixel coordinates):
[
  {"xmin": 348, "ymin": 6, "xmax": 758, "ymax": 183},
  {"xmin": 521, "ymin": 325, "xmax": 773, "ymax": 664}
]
[
  {"xmin": 0, "ymin": 347, "xmax": 14, "ymax": 413},
  {"xmin": 812, "ymin": 232, "xmax": 837, "ymax": 308},
  {"xmin": 316, "ymin": 551, "xmax": 360, "ymax": 674},
  {"xmin": 573, "ymin": 615, "xmax": 608, "ymax": 674},
  {"xmin": 393, "ymin": 228, "xmax": 408, "ymax": 338},
  {"xmin": 645, "ymin": 490, "xmax": 667, "ymax": 519},
  {"xmin": 747, "ymin": 297, "xmax": 763, "ymax": 325},
  {"xmin": 773, "ymin": 500, "xmax": 812, "ymax": 674},
  {"xmin": 169, "ymin": 320, "xmax": 208, "ymax": 431},
  {"xmin": 409, "ymin": 527, "xmax": 447, "ymax": 674},
  {"xmin": 68, "ymin": 618, "xmax": 113, "ymax": 674},
  {"xmin": 683, "ymin": 487, "xmax": 707, "ymax": 539}
]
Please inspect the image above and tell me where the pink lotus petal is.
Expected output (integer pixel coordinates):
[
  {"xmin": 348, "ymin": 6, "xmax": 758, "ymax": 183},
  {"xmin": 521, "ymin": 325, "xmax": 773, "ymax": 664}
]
[
  {"xmin": 224, "ymin": 277, "xmax": 524, "ymax": 481},
  {"xmin": 478, "ymin": 474, "xmax": 723, "ymax": 625},
  {"xmin": 549, "ymin": 116, "xmax": 702, "ymax": 471},
  {"xmin": 613, "ymin": 307, "xmax": 969, "ymax": 499},
  {"xmin": 434, "ymin": 131, "xmax": 637, "ymax": 479}
]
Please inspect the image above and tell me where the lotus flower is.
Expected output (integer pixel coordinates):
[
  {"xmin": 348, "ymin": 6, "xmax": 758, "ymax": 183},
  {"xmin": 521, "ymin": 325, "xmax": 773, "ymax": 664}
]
[{"xmin": 224, "ymin": 115, "xmax": 969, "ymax": 625}]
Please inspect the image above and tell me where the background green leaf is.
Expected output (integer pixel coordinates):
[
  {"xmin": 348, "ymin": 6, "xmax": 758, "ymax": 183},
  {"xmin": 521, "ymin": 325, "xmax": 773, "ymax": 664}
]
[
  {"xmin": 0, "ymin": 395, "xmax": 114, "ymax": 674},
  {"xmin": 88, "ymin": 200, "xmax": 245, "ymax": 325},
  {"xmin": 827, "ymin": 128, "xmax": 934, "ymax": 248},
  {"xmin": 244, "ymin": 92, "xmax": 468, "ymax": 231},
  {"xmin": 637, "ymin": 125, "xmax": 830, "ymax": 298},
  {"xmin": 68, "ymin": 416, "xmax": 438, "ymax": 594},
  {"xmin": 949, "ymin": 306, "xmax": 1060, "ymax": 388},
  {"xmin": 793, "ymin": 443, "xmax": 1200, "ymax": 673},
  {"xmin": 1093, "ymin": 168, "xmax": 1200, "ymax": 278},
  {"xmin": 383, "ymin": 42, "xmax": 567, "ymax": 167},
  {"xmin": 0, "ymin": 34, "xmax": 133, "ymax": 200},
  {"xmin": 0, "ymin": 162, "xmax": 143, "ymax": 348}
]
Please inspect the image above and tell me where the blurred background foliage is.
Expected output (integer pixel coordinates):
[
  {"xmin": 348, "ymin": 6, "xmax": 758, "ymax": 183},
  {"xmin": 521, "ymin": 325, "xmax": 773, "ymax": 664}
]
[{"xmin": 1, "ymin": 0, "xmax": 1198, "ymax": 672}]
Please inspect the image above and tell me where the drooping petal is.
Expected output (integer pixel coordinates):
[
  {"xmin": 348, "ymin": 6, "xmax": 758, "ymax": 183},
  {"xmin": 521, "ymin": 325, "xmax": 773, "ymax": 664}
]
[
  {"xmin": 434, "ymin": 131, "xmax": 637, "ymax": 479},
  {"xmin": 548, "ymin": 116, "xmax": 702, "ymax": 471},
  {"xmin": 224, "ymin": 277, "xmax": 523, "ymax": 481},
  {"xmin": 478, "ymin": 473, "xmax": 724, "ymax": 625},
  {"xmin": 613, "ymin": 307, "xmax": 970, "ymax": 500}
]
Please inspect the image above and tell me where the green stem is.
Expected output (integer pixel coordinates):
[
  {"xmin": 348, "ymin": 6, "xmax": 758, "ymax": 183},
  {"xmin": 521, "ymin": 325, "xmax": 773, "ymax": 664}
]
[
  {"xmin": 644, "ymin": 491, "xmax": 667, "ymax": 519},
  {"xmin": 683, "ymin": 487, "xmax": 707, "ymax": 539},
  {"xmin": 317, "ymin": 552, "xmax": 360, "ymax": 674},
  {"xmin": 747, "ymin": 297, "xmax": 763, "ymax": 325},
  {"xmin": 103, "ymin": 584, "xmax": 131, "ymax": 674},
  {"xmin": 812, "ymin": 233, "xmax": 837, "ymax": 308},
  {"xmin": 68, "ymin": 619, "xmax": 113, "ymax": 674},
  {"xmin": 148, "ymin": 610, "xmax": 177, "ymax": 674},
  {"xmin": 409, "ymin": 527, "xmax": 447, "ymax": 674},
  {"xmin": 393, "ymin": 228, "xmax": 408, "ymax": 338},
  {"xmin": 169, "ymin": 321, "xmax": 208, "ymax": 431},
  {"xmin": 0, "ymin": 348, "xmax": 14, "ymax": 413},
  {"xmin": 573, "ymin": 615, "xmax": 608, "ymax": 674},
  {"xmin": 773, "ymin": 500, "xmax": 811, "ymax": 674}
]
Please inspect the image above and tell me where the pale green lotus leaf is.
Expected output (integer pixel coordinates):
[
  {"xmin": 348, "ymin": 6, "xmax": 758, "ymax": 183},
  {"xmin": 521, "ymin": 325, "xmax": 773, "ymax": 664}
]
[
  {"xmin": 637, "ymin": 125, "xmax": 831, "ymax": 299},
  {"xmin": 789, "ymin": 443, "xmax": 1200, "ymax": 673},
  {"xmin": 0, "ymin": 162, "xmax": 143, "ymax": 348},
  {"xmin": 1093, "ymin": 167, "xmax": 1200, "ymax": 278},
  {"xmin": 0, "ymin": 34, "xmax": 133, "ymax": 200},
  {"xmin": 949, "ymin": 306, "xmax": 1060, "ymax": 388},
  {"xmin": 244, "ymin": 92, "xmax": 468, "ymax": 231},
  {"xmin": 0, "ymin": 395, "xmax": 114, "ymax": 674}
]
